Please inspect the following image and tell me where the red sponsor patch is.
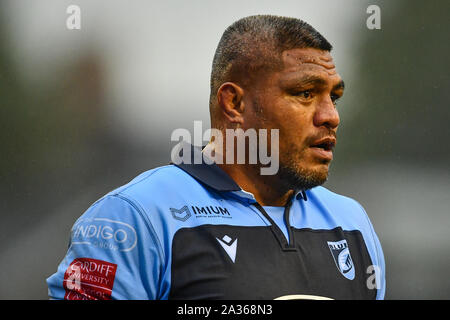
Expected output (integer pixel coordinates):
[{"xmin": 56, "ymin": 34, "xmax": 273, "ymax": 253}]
[{"xmin": 63, "ymin": 258, "xmax": 117, "ymax": 300}]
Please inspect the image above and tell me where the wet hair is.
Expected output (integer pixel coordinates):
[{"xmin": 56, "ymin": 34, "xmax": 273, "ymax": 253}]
[{"xmin": 209, "ymin": 15, "xmax": 332, "ymax": 116}]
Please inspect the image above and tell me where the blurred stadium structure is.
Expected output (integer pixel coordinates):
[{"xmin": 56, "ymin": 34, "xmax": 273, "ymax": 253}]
[{"xmin": 0, "ymin": 0, "xmax": 448, "ymax": 299}]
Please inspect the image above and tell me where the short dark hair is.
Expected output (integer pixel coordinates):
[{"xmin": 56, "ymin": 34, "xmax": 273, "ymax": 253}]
[{"xmin": 209, "ymin": 15, "xmax": 332, "ymax": 113}]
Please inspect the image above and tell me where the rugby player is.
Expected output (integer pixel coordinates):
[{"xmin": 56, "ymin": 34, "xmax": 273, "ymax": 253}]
[{"xmin": 47, "ymin": 15, "xmax": 385, "ymax": 300}]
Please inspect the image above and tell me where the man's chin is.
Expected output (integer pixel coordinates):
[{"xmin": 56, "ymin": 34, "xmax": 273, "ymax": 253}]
[{"xmin": 278, "ymin": 164, "xmax": 329, "ymax": 191}]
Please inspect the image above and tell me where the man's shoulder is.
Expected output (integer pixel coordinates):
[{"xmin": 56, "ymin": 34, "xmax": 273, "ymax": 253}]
[
  {"xmin": 79, "ymin": 164, "xmax": 202, "ymax": 234},
  {"xmin": 307, "ymin": 186, "xmax": 371, "ymax": 227},
  {"xmin": 107, "ymin": 164, "xmax": 197, "ymax": 201},
  {"xmin": 309, "ymin": 186, "xmax": 364, "ymax": 210}
]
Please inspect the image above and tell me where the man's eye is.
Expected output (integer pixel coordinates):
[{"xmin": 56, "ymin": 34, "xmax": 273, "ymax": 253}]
[
  {"xmin": 294, "ymin": 90, "xmax": 312, "ymax": 99},
  {"xmin": 331, "ymin": 94, "xmax": 341, "ymax": 105}
]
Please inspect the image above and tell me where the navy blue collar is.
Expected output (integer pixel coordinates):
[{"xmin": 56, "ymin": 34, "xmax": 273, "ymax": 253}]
[{"xmin": 173, "ymin": 143, "xmax": 241, "ymax": 192}]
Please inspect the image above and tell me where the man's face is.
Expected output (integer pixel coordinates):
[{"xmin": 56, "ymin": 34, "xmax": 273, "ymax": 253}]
[{"xmin": 245, "ymin": 47, "xmax": 344, "ymax": 190}]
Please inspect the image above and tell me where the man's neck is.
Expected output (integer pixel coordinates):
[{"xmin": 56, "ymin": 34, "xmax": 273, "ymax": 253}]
[
  {"xmin": 219, "ymin": 164, "xmax": 294, "ymax": 206},
  {"xmin": 203, "ymin": 142, "xmax": 293, "ymax": 206}
]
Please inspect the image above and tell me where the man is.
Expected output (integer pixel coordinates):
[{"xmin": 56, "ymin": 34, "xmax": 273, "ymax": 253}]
[{"xmin": 47, "ymin": 15, "xmax": 385, "ymax": 300}]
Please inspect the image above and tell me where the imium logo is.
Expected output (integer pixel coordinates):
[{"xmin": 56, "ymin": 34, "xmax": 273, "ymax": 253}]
[
  {"xmin": 170, "ymin": 205, "xmax": 232, "ymax": 221},
  {"xmin": 192, "ymin": 205, "xmax": 231, "ymax": 217},
  {"xmin": 170, "ymin": 206, "xmax": 192, "ymax": 222}
]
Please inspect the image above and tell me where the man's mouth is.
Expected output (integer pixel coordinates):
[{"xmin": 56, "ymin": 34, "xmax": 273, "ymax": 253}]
[{"xmin": 309, "ymin": 137, "xmax": 336, "ymax": 161}]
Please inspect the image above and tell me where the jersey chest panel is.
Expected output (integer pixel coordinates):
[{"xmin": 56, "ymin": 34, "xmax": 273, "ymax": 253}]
[{"xmin": 169, "ymin": 225, "xmax": 376, "ymax": 300}]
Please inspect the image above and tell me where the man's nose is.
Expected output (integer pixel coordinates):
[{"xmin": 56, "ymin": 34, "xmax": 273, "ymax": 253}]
[{"xmin": 313, "ymin": 96, "xmax": 340, "ymax": 129}]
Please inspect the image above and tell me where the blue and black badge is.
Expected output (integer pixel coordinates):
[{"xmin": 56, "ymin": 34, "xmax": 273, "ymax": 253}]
[{"xmin": 327, "ymin": 239, "xmax": 355, "ymax": 280}]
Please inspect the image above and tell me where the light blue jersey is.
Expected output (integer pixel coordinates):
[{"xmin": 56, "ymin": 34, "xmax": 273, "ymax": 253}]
[{"xmin": 47, "ymin": 149, "xmax": 385, "ymax": 300}]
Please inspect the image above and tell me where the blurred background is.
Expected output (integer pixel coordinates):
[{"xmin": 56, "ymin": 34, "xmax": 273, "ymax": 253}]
[{"xmin": 0, "ymin": 0, "xmax": 448, "ymax": 299}]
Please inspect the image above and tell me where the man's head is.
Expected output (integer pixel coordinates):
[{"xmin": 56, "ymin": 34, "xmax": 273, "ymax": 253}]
[{"xmin": 210, "ymin": 15, "xmax": 344, "ymax": 191}]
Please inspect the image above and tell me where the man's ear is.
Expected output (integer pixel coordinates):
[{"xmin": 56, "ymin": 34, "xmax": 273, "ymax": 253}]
[{"xmin": 217, "ymin": 82, "xmax": 245, "ymax": 125}]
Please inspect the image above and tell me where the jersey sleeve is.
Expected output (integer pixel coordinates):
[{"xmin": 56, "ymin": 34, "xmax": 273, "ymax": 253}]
[
  {"xmin": 46, "ymin": 194, "xmax": 165, "ymax": 300},
  {"xmin": 358, "ymin": 202, "xmax": 386, "ymax": 300},
  {"xmin": 371, "ymin": 227, "xmax": 386, "ymax": 300}
]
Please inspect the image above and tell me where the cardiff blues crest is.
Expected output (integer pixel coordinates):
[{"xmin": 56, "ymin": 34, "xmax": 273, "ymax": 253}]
[{"xmin": 327, "ymin": 240, "xmax": 355, "ymax": 280}]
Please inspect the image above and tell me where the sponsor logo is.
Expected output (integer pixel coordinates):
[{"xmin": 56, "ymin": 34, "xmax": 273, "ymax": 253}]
[
  {"xmin": 170, "ymin": 205, "xmax": 232, "ymax": 221},
  {"xmin": 170, "ymin": 206, "xmax": 191, "ymax": 222},
  {"xmin": 216, "ymin": 235, "xmax": 238, "ymax": 263},
  {"xmin": 192, "ymin": 205, "xmax": 231, "ymax": 217},
  {"xmin": 63, "ymin": 258, "xmax": 117, "ymax": 300},
  {"xmin": 71, "ymin": 218, "xmax": 137, "ymax": 252},
  {"xmin": 327, "ymin": 239, "xmax": 355, "ymax": 280}
]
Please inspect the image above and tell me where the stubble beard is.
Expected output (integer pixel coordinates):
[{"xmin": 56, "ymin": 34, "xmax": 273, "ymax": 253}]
[{"xmin": 277, "ymin": 146, "xmax": 330, "ymax": 191}]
